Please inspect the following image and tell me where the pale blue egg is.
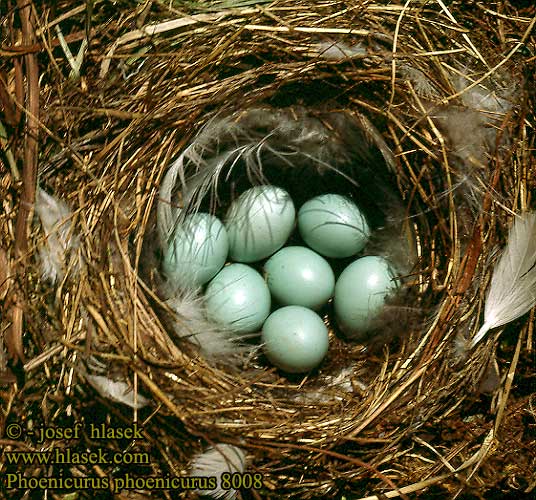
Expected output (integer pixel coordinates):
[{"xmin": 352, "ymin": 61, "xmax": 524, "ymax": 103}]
[
  {"xmin": 163, "ymin": 213, "xmax": 229, "ymax": 287},
  {"xmin": 334, "ymin": 256, "xmax": 399, "ymax": 337},
  {"xmin": 264, "ymin": 246, "xmax": 335, "ymax": 310},
  {"xmin": 225, "ymin": 186, "xmax": 296, "ymax": 262},
  {"xmin": 262, "ymin": 306, "xmax": 329, "ymax": 373},
  {"xmin": 298, "ymin": 194, "xmax": 370, "ymax": 258},
  {"xmin": 205, "ymin": 263, "xmax": 271, "ymax": 333}
]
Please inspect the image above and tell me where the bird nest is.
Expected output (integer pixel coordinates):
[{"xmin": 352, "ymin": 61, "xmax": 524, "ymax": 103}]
[{"xmin": 1, "ymin": 1, "xmax": 535, "ymax": 499}]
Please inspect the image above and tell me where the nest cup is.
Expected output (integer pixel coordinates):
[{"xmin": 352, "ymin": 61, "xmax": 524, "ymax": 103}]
[
  {"xmin": 3, "ymin": 2, "xmax": 535, "ymax": 499},
  {"xmin": 158, "ymin": 109, "xmax": 415, "ymax": 277},
  {"xmin": 146, "ymin": 103, "xmax": 429, "ymax": 494}
]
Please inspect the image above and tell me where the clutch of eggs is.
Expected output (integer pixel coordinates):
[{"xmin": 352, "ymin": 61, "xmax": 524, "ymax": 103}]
[{"xmin": 163, "ymin": 185, "xmax": 401, "ymax": 373}]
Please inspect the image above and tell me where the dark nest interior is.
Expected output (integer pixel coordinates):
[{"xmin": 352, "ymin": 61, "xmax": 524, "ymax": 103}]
[{"xmin": 1, "ymin": 1, "xmax": 535, "ymax": 499}]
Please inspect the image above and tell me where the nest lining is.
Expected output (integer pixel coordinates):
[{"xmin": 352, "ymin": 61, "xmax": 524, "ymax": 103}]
[{"xmin": 1, "ymin": 1, "xmax": 535, "ymax": 499}]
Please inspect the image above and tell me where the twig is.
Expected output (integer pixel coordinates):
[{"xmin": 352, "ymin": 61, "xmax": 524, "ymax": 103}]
[
  {"xmin": 14, "ymin": 0, "xmax": 39, "ymax": 255},
  {"xmin": 8, "ymin": 0, "xmax": 40, "ymax": 364}
]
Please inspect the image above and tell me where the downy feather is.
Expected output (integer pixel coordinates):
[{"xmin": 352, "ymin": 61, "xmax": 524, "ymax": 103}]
[
  {"xmin": 85, "ymin": 374, "xmax": 150, "ymax": 409},
  {"xmin": 293, "ymin": 366, "xmax": 361, "ymax": 403},
  {"xmin": 315, "ymin": 40, "xmax": 367, "ymax": 60},
  {"xmin": 471, "ymin": 212, "xmax": 536, "ymax": 347},
  {"xmin": 157, "ymin": 114, "xmax": 243, "ymax": 247},
  {"xmin": 438, "ymin": 69, "xmax": 516, "ymax": 211},
  {"xmin": 189, "ymin": 444, "xmax": 246, "ymax": 500},
  {"xmin": 399, "ymin": 63, "xmax": 517, "ymax": 212},
  {"xmin": 165, "ymin": 284, "xmax": 254, "ymax": 362},
  {"xmin": 35, "ymin": 188, "xmax": 81, "ymax": 283}
]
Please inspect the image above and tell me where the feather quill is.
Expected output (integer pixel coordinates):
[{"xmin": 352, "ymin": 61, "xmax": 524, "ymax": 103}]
[{"xmin": 471, "ymin": 212, "xmax": 536, "ymax": 347}]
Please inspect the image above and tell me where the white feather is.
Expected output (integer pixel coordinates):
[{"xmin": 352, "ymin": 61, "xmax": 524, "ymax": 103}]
[
  {"xmin": 399, "ymin": 63, "xmax": 439, "ymax": 98},
  {"xmin": 293, "ymin": 366, "xmax": 362, "ymax": 403},
  {"xmin": 35, "ymin": 188, "xmax": 81, "ymax": 283},
  {"xmin": 471, "ymin": 212, "xmax": 536, "ymax": 347},
  {"xmin": 315, "ymin": 41, "xmax": 367, "ymax": 60},
  {"xmin": 165, "ymin": 285, "xmax": 253, "ymax": 361},
  {"xmin": 85, "ymin": 374, "xmax": 150, "ymax": 409},
  {"xmin": 190, "ymin": 444, "xmax": 246, "ymax": 500}
]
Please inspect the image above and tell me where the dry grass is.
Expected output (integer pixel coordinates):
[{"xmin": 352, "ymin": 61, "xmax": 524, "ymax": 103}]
[{"xmin": 1, "ymin": 1, "xmax": 535, "ymax": 499}]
